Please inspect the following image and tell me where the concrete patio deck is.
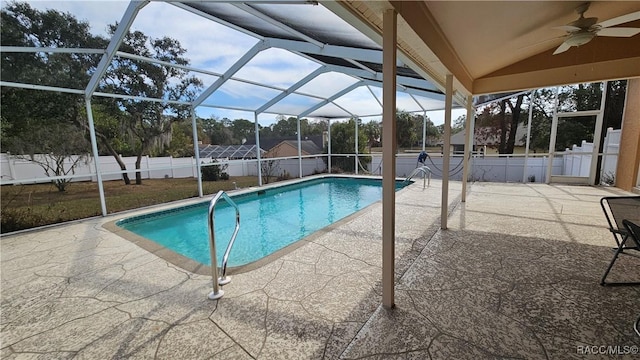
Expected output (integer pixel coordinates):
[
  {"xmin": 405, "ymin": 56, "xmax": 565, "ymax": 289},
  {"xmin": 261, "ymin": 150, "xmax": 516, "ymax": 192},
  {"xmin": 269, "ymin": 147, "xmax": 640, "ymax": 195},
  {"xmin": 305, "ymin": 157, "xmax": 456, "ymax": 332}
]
[{"xmin": 1, "ymin": 180, "xmax": 639, "ymax": 359}]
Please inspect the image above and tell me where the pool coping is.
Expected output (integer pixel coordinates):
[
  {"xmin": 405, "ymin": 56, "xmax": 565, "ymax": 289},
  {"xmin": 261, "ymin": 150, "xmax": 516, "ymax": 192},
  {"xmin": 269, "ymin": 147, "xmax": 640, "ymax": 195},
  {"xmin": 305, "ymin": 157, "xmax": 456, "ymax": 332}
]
[{"xmin": 102, "ymin": 174, "xmax": 414, "ymax": 276}]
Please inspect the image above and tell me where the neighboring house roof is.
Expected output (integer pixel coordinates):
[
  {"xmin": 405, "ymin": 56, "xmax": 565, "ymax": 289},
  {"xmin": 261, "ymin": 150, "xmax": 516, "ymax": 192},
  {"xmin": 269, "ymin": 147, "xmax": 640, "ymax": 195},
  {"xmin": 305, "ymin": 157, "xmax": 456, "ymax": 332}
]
[
  {"xmin": 245, "ymin": 135, "xmax": 324, "ymax": 152},
  {"xmin": 450, "ymin": 124, "xmax": 527, "ymax": 147},
  {"xmin": 266, "ymin": 140, "xmax": 323, "ymax": 156},
  {"xmin": 198, "ymin": 144, "xmax": 264, "ymax": 159}
]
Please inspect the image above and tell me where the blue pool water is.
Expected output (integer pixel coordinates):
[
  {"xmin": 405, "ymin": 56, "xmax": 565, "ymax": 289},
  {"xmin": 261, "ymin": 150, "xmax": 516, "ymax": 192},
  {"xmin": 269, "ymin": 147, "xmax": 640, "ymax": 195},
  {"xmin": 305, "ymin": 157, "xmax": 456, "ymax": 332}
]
[{"xmin": 117, "ymin": 177, "xmax": 409, "ymax": 267}]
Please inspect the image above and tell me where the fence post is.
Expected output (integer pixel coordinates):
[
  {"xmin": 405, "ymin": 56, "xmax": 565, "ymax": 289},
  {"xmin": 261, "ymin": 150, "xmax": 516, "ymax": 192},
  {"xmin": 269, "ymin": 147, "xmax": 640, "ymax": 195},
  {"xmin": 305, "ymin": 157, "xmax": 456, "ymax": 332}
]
[
  {"xmin": 7, "ymin": 153, "xmax": 16, "ymax": 181},
  {"xmin": 505, "ymin": 155, "xmax": 509, "ymax": 182},
  {"xmin": 146, "ymin": 155, "xmax": 151, "ymax": 179}
]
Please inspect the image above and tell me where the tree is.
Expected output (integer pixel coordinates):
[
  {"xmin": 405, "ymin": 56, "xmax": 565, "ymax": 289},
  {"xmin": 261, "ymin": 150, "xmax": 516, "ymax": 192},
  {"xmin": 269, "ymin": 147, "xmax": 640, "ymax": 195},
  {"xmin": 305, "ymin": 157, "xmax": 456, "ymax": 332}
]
[
  {"xmin": 269, "ymin": 116, "xmax": 319, "ymax": 138},
  {"xmin": 101, "ymin": 25, "xmax": 203, "ymax": 184},
  {"xmin": 379, "ymin": 110, "xmax": 423, "ymax": 149},
  {"xmin": 164, "ymin": 121, "xmax": 204, "ymax": 157},
  {"xmin": 1, "ymin": 2, "xmax": 105, "ymax": 189},
  {"xmin": 229, "ymin": 118, "xmax": 255, "ymax": 143},
  {"xmin": 202, "ymin": 117, "xmax": 233, "ymax": 145},
  {"xmin": 83, "ymin": 100, "xmax": 136, "ymax": 184},
  {"xmin": 327, "ymin": 118, "xmax": 368, "ymax": 172},
  {"xmin": 361, "ymin": 120, "xmax": 381, "ymax": 153},
  {"xmin": 452, "ymin": 115, "xmax": 466, "ymax": 134},
  {"xmin": 261, "ymin": 147, "xmax": 281, "ymax": 184},
  {"xmin": 394, "ymin": 110, "xmax": 418, "ymax": 148},
  {"xmin": 528, "ymin": 81, "xmax": 626, "ymax": 153},
  {"xmin": 475, "ymin": 94, "xmax": 526, "ymax": 154}
]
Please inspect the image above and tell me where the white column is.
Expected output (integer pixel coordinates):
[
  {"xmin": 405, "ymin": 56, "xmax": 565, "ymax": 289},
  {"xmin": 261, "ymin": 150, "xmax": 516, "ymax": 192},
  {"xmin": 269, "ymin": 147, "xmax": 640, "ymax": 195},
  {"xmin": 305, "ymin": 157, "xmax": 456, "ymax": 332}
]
[
  {"xmin": 297, "ymin": 116, "xmax": 302, "ymax": 178},
  {"xmin": 85, "ymin": 98, "xmax": 107, "ymax": 216},
  {"xmin": 590, "ymin": 81, "xmax": 608, "ymax": 185},
  {"xmin": 328, "ymin": 120, "xmax": 332, "ymax": 173},
  {"xmin": 355, "ymin": 117, "xmax": 359, "ymax": 174},
  {"xmin": 191, "ymin": 108, "xmax": 203, "ymax": 197},
  {"xmin": 546, "ymin": 87, "xmax": 560, "ymax": 183},
  {"xmin": 441, "ymin": 74, "xmax": 454, "ymax": 229},
  {"xmin": 382, "ymin": 8, "xmax": 397, "ymax": 309},
  {"xmin": 462, "ymin": 95, "xmax": 473, "ymax": 202},
  {"xmin": 255, "ymin": 113, "xmax": 263, "ymax": 186},
  {"xmin": 422, "ymin": 111, "xmax": 427, "ymax": 151},
  {"xmin": 522, "ymin": 90, "xmax": 535, "ymax": 183}
]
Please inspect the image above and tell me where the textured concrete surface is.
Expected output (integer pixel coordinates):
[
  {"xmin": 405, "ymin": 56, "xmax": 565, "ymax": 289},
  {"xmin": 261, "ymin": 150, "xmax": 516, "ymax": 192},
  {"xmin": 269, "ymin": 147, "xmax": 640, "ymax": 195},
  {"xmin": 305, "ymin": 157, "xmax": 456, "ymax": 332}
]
[{"xmin": 2, "ymin": 179, "xmax": 639, "ymax": 359}]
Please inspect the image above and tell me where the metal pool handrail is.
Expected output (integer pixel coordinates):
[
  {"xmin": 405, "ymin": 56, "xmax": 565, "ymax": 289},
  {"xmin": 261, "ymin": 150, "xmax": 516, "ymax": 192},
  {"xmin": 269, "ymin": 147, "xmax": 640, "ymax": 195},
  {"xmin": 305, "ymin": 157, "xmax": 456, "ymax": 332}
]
[
  {"xmin": 404, "ymin": 166, "xmax": 432, "ymax": 189},
  {"xmin": 207, "ymin": 190, "xmax": 240, "ymax": 300}
]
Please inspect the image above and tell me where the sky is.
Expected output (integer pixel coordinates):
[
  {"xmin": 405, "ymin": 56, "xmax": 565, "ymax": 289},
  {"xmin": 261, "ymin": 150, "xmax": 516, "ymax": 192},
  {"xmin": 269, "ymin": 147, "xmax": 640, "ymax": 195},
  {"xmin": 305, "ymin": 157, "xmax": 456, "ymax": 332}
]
[{"xmin": 18, "ymin": 0, "xmax": 466, "ymax": 126}]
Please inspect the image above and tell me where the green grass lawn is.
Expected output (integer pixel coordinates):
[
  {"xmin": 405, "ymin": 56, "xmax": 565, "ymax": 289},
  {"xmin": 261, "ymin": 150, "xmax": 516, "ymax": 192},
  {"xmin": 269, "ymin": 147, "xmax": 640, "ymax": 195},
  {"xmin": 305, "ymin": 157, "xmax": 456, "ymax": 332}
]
[{"xmin": 1, "ymin": 176, "xmax": 260, "ymax": 233}]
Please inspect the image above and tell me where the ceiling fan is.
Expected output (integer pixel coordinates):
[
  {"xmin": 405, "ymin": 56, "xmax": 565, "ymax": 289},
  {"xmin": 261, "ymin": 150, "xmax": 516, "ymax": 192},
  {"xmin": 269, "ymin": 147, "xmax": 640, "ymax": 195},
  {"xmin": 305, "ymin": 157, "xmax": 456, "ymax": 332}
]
[{"xmin": 552, "ymin": 2, "xmax": 640, "ymax": 55}]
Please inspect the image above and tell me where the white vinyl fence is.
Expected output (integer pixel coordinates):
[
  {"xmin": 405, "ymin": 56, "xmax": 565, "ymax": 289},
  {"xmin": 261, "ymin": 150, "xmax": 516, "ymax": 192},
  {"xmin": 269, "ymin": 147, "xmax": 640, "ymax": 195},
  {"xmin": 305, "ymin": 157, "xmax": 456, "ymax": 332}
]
[
  {"xmin": 366, "ymin": 128, "xmax": 620, "ymax": 184},
  {"xmin": 368, "ymin": 154, "xmax": 562, "ymax": 183},
  {"xmin": 0, "ymin": 129, "xmax": 619, "ymax": 185},
  {"xmin": 0, "ymin": 154, "xmax": 327, "ymax": 184}
]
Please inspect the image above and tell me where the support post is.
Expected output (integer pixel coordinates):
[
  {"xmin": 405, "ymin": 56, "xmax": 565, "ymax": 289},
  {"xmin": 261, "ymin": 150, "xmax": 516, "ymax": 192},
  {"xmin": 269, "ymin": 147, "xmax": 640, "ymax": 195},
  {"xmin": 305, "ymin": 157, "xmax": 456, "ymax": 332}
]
[
  {"xmin": 255, "ymin": 113, "xmax": 263, "ymax": 186},
  {"xmin": 422, "ymin": 111, "xmax": 427, "ymax": 152},
  {"xmin": 85, "ymin": 98, "xmax": 107, "ymax": 216},
  {"xmin": 590, "ymin": 81, "xmax": 608, "ymax": 185},
  {"xmin": 382, "ymin": 8, "xmax": 397, "ymax": 309},
  {"xmin": 546, "ymin": 87, "xmax": 560, "ymax": 183},
  {"xmin": 355, "ymin": 117, "xmax": 359, "ymax": 174},
  {"xmin": 462, "ymin": 95, "xmax": 473, "ymax": 202},
  {"xmin": 522, "ymin": 90, "xmax": 535, "ymax": 183},
  {"xmin": 297, "ymin": 116, "xmax": 303, "ymax": 178},
  {"xmin": 441, "ymin": 74, "xmax": 454, "ymax": 229},
  {"xmin": 192, "ymin": 108, "xmax": 203, "ymax": 197},
  {"xmin": 328, "ymin": 120, "xmax": 332, "ymax": 173}
]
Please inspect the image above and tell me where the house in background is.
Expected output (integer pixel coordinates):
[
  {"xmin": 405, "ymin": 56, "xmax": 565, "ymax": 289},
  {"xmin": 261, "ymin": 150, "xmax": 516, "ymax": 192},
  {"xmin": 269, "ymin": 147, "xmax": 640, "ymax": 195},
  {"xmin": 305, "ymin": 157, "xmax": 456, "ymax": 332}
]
[
  {"xmin": 245, "ymin": 134, "xmax": 325, "ymax": 158},
  {"xmin": 449, "ymin": 124, "xmax": 528, "ymax": 154},
  {"xmin": 265, "ymin": 140, "xmax": 323, "ymax": 158}
]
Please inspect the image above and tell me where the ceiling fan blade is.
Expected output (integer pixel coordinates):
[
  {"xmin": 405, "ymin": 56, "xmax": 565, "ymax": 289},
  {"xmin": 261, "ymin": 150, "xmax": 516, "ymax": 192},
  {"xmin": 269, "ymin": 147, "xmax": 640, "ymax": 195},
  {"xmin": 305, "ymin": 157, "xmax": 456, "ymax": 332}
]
[
  {"xmin": 553, "ymin": 42, "xmax": 572, "ymax": 55},
  {"xmin": 552, "ymin": 25, "xmax": 581, "ymax": 32},
  {"xmin": 596, "ymin": 11, "xmax": 640, "ymax": 28},
  {"xmin": 597, "ymin": 27, "xmax": 640, "ymax": 37}
]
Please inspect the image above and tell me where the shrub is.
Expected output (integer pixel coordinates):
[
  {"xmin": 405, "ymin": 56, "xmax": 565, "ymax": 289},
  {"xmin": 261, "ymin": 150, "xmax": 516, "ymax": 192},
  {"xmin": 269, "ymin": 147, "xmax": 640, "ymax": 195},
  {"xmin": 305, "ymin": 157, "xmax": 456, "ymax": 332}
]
[
  {"xmin": 1, "ymin": 208, "xmax": 45, "ymax": 233},
  {"xmin": 201, "ymin": 161, "xmax": 228, "ymax": 181}
]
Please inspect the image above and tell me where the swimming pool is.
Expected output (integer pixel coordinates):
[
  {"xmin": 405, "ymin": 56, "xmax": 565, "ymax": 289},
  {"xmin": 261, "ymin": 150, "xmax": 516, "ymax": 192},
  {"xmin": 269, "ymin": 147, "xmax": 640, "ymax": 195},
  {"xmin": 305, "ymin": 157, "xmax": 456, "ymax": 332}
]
[{"xmin": 116, "ymin": 176, "xmax": 410, "ymax": 269}]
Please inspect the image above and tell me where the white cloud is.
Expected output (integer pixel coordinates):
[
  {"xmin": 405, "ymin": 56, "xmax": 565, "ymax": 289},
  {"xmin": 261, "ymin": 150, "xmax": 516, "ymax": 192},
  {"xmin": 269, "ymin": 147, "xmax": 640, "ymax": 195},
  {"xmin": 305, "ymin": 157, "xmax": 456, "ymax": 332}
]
[
  {"xmin": 25, "ymin": 1, "xmax": 129, "ymax": 35},
  {"xmin": 234, "ymin": 49, "xmax": 320, "ymax": 89}
]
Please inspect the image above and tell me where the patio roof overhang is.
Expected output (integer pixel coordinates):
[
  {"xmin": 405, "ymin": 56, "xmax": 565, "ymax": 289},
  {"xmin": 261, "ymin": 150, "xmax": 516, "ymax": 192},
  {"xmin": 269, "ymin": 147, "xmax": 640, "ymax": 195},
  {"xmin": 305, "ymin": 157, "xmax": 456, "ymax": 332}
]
[{"xmin": 331, "ymin": 1, "xmax": 640, "ymax": 96}]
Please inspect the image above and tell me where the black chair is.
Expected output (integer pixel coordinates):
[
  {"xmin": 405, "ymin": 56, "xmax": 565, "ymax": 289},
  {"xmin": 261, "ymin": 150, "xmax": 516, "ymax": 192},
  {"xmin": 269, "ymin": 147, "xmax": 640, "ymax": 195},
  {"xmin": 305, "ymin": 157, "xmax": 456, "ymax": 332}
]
[{"xmin": 599, "ymin": 196, "xmax": 640, "ymax": 286}]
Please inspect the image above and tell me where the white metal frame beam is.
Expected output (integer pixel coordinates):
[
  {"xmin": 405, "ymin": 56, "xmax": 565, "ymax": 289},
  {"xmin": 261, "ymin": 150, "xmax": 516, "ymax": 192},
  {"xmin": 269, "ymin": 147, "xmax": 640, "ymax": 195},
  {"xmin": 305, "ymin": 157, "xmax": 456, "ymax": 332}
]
[
  {"xmin": 0, "ymin": 46, "xmax": 105, "ymax": 54},
  {"xmin": 255, "ymin": 66, "xmax": 327, "ymax": 114},
  {"xmin": 298, "ymin": 80, "xmax": 364, "ymax": 118},
  {"xmin": 192, "ymin": 41, "xmax": 267, "ymax": 107}
]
